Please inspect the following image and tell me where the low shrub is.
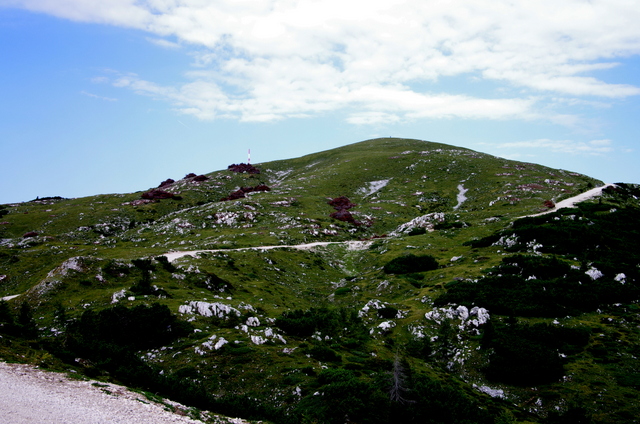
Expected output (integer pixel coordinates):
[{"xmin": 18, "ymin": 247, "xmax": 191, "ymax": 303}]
[
  {"xmin": 308, "ymin": 345, "xmax": 342, "ymax": 362},
  {"xmin": 436, "ymin": 254, "xmax": 639, "ymax": 316},
  {"xmin": 334, "ymin": 287, "xmax": 352, "ymax": 296},
  {"xmin": 383, "ymin": 254, "xmax": 439, "ymax": 274},
  {"xmin": 481, "ymin": 321, "xmax": 590, "ymax": 385},
  {"xmin": 377, "ymin": 306, "xmax": 398, "ymax": 319},
  {"xmin": 187, "ymin": 272, "xmax": 233, "ymax": 293},
  {"xmin": 67, "ymin": 303, "xmax": 192, "ymax": 353},
  {"xmin": 407, "ymin": 227, "xmax": 426, "ymax": 236},
  {"xmin": 275, "ymin": 307, "xmax": 368, "ymax": 345}
]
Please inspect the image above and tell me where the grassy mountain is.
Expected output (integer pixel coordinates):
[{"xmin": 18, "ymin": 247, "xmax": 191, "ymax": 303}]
[{"xmin": 1, "ymin": 137, "xmax": 639, "ymax": 423}]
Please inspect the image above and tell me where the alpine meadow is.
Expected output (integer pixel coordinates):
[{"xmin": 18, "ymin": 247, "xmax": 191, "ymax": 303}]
[{"xmin": 2, "ymin": 137, "xmax": 640, "ymax": 423}]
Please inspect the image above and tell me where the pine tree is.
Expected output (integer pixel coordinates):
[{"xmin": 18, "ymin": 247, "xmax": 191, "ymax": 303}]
[{"xmin": 17, "ymin": 301, "xmax": 38, "ymax": 339}]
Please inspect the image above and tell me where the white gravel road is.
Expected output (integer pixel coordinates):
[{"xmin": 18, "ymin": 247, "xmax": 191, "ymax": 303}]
[
  {"xmin": 0, "ymin": 362, "xmax": 246, "ymax": 424},
  {"xmin": 164, "ymin": 240, "xmax": 373, "ymax": 262},
  {"xmin": 519, "ymin": 184, "xmax": 615, "ymax": 218}
]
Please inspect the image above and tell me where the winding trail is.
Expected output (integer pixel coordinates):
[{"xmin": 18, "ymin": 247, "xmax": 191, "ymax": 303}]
[
  {"xmin": 164, "ymin": 184, "xmax": 615, "ymax": 262},
  {"xmin": 519, "ymin": 183, "xmax": 615, "ymax": 218},
  {"xmin": 164, "ymin": 240, "xmax": 373, "ymax": 262}
]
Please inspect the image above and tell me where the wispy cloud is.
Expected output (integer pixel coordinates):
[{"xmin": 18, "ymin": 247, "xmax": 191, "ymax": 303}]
[
  {"xmin": 80, "ymin": 91, "xmax": 117, "ymax": 102},
  {"xmin": 146, "ymin": 37, "xmax": 181, "ymax": 49},
  {"xmin": 9, "ymin": 0, "xmax": 640, "ymax": 123}
]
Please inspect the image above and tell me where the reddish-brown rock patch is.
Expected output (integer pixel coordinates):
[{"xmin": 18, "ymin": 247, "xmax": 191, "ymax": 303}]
[
  {"xmin": 227, "ymin": 163, "xmax": 260, "ymax": 174},
  {"xmin": 141, "ymin": 189, "xmax": 177, "ymax": 200},
  {"xmin": 220, "ymin": 184, "xmax": 271, "ymax": 201}
]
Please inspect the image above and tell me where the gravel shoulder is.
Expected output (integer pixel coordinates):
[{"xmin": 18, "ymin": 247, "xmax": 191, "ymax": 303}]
[{"xmin": 0, "ymin": 362, "xmax": 246, "ymax": 424}]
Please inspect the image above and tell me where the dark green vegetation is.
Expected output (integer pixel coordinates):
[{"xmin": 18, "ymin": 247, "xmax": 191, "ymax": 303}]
[
  {"xmin": 383, "ymin": 253, "xmax": 439, "ymax": 274},
  {"xmin": 1, "ymin": 138, "xmax": 639, "ymax": 423}
]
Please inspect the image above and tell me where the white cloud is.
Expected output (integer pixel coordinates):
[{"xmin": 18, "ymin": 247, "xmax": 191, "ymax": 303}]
[
  {"xmin": 495, "ymin": 138, "xmax": 614, "ymax": 156},
  {"xmin": 80, "ymin": 91, "xmax": 117, "ymax": 102},
  {"xmin": 7, "ymin": 0, "xmax": 640, "ymax": 122},
  {"xmin": 146, "ymin": 37, "xmax": 181, "ymax": 49}
]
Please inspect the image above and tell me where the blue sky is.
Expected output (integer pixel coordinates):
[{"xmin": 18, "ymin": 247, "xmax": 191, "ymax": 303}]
[{"xmin": 1, "ymin": 0, "xmax": 639, "ymax": 204}]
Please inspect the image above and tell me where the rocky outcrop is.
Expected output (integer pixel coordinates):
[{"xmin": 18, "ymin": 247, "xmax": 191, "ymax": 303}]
[
  {"xmin": 329, "ymin": 209, "xmax": 360, "ymax": 225},
  {"xmin": 227, "ymin": 163, "xmax": 260, "ymax": 174},
  {"xmin": 220, "ymin": 184, "xmax": 271, "ymax": 201},
  {"xmin": 123, "ymin": 199, "xmax": 156, "ymax": 206},
  {"xmin": 328, "ymin": 196, "xmax": 356, "ymax": 210},
  {"xmin": 158, "ymin": 179, "xmax": 175, "ymax": 188},
  {"xmin": 141, "ymin": 189, "xmax": 177, "ymax": 200},
  {"xmin": 182, "ymin": 173, "xmax": 209, "ymax": 182},
  {"xmin": 328, "ymin": 196, "xmax": 361, "ymax": 225}
]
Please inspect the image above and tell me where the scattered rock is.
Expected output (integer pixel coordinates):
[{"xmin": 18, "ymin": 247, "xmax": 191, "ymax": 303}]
[
  {"xmin": 182, "ymin": 173, "xmax": 209, "ymax": 182},
  {"xmin": 123, "ymin": 199, "xmax": 157, "ymax": 206},
  {"xmin": 518, "ymin": 183, "xmax": 545, "ymax": 191},
  {"xmin": 158, "ymin": 179, "xmax": 175, "ymax": 188},
  {"xmin": 221, "ymin": 189, "xmax": 246, "ymax": 201},
  {"xmin": 329, "ymin": 209, "xmax": 361, "ymax": 225},
  {"xmin": 328, "ymin": 196, "xmax": 361, "ymax": 225},
  {"xmin": 141, "ymin": 189, "xmax": 177, "ymax": 200},
  {"xmin": 221, "ymin": 184, "xmax": 271, "ymax": 201},
  {"xmin": 227, "ymin": 163, "xmax": 260, "ymax": 174},
  {"xmin": 328, "ymin": 196, "xmax": 356, "ymax": 210}
]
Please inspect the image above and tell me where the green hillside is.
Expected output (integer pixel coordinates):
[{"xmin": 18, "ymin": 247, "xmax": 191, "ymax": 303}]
[{"xmin": 2, "ymin": 138, "xmax": 639, "ymax": 423}]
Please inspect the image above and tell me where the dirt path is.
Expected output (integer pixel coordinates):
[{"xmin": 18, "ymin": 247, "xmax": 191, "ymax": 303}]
[
  {"xmin": 519, "ymin": 183, "xmax": 615, "ymax": 218},
  {"xmin": 164, "ymin": 240, "xmax": 373, "ymax": 262},
  {"xmin": 165, "ymin": 185, "xmax": 615, "ymax": 262}
]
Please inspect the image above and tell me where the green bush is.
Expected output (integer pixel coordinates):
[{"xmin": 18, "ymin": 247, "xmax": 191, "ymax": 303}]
[
  {"xmin": 481, "ymin": 321, "xmax": 590, "ymax": 385},
  {"xmin": 295, "ymin": 369, "xmax": 388, "ymax": 423},
  {"xmin": 154, "ymin": 255, "xmax": 177, "ymax": 272},
  {"xmin": 334, "ymin": 287, "xmax": 352, "ymax": 296},
  {"xmin": 473, "ymin": 204, "xmax": 640, "ymax": 278},
  {"xmin": 434, "ymin": 221, "xmax": 468, "ymax": 230},
  {"xmin": 275, "ymin": 307, "xmax": 368, "ymax": 345},
  {"xmin": 377, "ymin": 306, "xmax": 398, "ymax": 319},
  {"xmin": 308, "ymin": 345, "xmax": 342, "ymax": 362},
  {"xmin": 70, "ymin": 303, "xmax": 192, "ymax": 351},
  {"xmin": 436, "ymin": 255, "xmax": 639, "ymax": 316},
  {"xmin": 0, "ymin": 300, "xmax": 17, "ymax": 336},
  {"xmin": 295, "ymin": 368, "xmax": 494, "ymax": 424},
  {"xmin": 408, "ymin": 227, "xmax": 426, "ymax": 236},
  {"xmin": 131, "ymin": 258, "xmax": 155, "ymax": 272},
  {"xmin": 383, "ymin": 254, "xmax": 439, "ymax": 274},
  {"xmin": 187, "ymin": 272, "xmax": 233, "ymax": 293},
  {"xmin": 102, "ymin": 260, "xmax": 131, "ymax": 278},
  {"xmin": 405, "ymin": 336, "xmax": 433, "ymax": 360}
]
